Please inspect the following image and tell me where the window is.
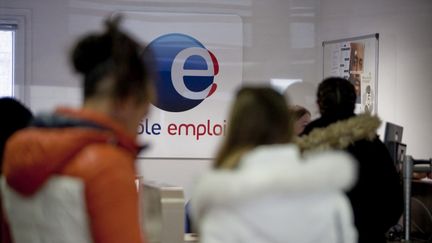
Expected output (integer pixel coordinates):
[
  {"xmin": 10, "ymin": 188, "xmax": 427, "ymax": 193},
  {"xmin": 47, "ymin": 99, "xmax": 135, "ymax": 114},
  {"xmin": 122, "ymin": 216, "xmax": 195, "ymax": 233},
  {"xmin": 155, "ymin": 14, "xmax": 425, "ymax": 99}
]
[
  {"xmin": 1, "ymin": 10, "xmax": 31, "ymax": 102},
  {"xmin": 0, "ymin": 24, "xmax": 16, "ymax": 97}
]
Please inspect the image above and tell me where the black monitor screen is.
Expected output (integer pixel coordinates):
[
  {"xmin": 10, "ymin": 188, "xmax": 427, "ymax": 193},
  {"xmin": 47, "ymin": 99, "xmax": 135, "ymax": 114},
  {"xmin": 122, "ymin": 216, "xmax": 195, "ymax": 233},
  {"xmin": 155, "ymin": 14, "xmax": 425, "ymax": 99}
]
[{"xmin": 384, "ymin": 122, "xmax": 403, "ymax": 143}]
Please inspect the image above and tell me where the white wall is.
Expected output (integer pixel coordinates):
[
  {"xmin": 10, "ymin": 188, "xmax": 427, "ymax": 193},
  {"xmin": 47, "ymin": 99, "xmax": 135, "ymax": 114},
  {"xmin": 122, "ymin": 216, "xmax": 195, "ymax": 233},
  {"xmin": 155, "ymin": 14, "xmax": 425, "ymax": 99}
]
[
  {"xmin": 318, "ymin": 0, "xmax": 432, "ymax": 159},
  {"xmin": 1, "ymin": 0, "xmax": 320, "ymax": 199},
  {"xmin": 3, "ymin": 0, "xmax": 430, "ymax": 199}
]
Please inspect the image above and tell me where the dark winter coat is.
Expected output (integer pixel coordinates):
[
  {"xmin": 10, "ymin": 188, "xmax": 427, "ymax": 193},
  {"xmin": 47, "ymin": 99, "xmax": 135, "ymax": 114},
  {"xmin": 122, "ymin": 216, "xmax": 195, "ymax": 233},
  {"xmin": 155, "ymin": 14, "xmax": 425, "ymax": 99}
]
[{"xmin": 299, "ymin": 114, "xmax": 403, "ymax": 243}]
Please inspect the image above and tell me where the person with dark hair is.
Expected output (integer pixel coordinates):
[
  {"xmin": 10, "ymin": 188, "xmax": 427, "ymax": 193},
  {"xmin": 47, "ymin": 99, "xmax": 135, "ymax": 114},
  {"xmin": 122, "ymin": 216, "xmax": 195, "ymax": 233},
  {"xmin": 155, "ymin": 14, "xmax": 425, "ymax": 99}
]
[
  {"xmin": 0, "ymin": 97, "xmax": 33, "ymax": 243},
  {"xmin": 191, "ymin": 86, "xmax": 358, "ymax": 243},
  {"xmin": 290, "ymin": 105, "xmax": 311, "ymax": 136},
  {"xmin": 0, "ymin": 97, "xmax": 33, "ymax": 165},
  {"xmin": 1, "ymin": 16, "xmax": 154, "ymax": 243},
  {"xmin": 300, "ymin": 77, "xmax": 403, "ymax": 243}
]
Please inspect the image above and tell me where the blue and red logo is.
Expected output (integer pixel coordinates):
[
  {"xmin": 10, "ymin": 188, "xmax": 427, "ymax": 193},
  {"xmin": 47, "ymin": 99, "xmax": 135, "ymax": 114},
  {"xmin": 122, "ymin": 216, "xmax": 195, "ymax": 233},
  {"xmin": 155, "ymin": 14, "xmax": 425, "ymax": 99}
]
[{"xmin": 146, "ymin": 33, "xmax": 219, "ymax": 112}]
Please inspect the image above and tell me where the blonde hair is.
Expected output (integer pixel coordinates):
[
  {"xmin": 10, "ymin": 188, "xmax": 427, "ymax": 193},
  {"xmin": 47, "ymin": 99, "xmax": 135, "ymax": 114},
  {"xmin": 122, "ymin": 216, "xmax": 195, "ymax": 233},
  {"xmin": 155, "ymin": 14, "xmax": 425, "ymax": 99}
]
[{"xmin": 214, "ymin": 87, "xmax": 294, "ymax": 169}]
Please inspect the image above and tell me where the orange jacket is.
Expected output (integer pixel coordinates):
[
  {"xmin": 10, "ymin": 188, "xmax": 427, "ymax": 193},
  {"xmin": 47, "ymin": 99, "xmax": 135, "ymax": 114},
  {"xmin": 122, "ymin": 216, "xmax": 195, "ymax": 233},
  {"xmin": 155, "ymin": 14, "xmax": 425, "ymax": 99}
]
[{"xmin": 2, "ymin": 107, "xmax": 146, "ymax": 243}]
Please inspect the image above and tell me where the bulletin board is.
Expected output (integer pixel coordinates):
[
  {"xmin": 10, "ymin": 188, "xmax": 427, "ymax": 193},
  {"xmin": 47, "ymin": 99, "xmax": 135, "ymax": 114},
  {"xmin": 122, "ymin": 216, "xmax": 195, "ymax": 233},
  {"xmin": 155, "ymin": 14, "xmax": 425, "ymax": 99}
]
[{"xmin": 323, "ymin": 34, "xmax": 379, "ymax": 114}]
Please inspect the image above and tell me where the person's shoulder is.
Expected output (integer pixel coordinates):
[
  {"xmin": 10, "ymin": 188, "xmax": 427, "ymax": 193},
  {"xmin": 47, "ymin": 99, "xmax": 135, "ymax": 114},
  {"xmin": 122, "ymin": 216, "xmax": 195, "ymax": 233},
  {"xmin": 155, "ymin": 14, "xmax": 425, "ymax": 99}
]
[
  {"xmin": 80, "ymin": 143, "xmax": 133, "ymax": 165},
  {"xmin": 64, "ymin": 142, "xmax": 136, "ymax": 180},
  {"xmin": 301, "ymin": 118, "xmax": 326, "ymax": 135},
  {"xmin": 241, "ymin": 144, "xmax": 300, "ymax": 167},
  {"xmin": 349, "ymin": 135, "xmax": 384, "ymax": 150}
]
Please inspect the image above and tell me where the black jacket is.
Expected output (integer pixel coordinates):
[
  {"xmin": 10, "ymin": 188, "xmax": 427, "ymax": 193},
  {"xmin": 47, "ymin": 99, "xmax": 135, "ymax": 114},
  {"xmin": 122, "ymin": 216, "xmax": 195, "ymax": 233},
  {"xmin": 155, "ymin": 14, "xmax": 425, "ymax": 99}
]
[{"xmin": 301, "ymin": 114, "xmax": 403, "ymax": 243}]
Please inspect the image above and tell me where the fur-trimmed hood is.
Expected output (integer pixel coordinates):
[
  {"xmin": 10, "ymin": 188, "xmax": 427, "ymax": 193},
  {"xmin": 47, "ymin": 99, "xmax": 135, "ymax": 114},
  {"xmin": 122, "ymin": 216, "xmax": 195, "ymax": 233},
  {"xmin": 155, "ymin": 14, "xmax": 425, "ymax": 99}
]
[{"xmin": 296, "ymin": 113, "xmax": 381, "ymax": 152}]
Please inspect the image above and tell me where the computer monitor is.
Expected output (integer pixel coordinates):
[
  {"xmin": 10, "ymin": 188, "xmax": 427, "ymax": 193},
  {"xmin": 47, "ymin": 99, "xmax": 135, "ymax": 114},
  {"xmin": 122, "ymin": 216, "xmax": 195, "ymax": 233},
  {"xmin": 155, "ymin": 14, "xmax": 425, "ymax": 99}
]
[
  {"xmin": 384, "ymin": 122, "xmax": 403, "ymax": 143},
  {"xmin": 383, "ymin": 122, "xmax": 405, "ymax": 172},
  {"xmin": 397, "ymin": 143, "xmax": 407, "ymax": 164},
  {"xmin": 385, "ymin": 141, "xmax": 406, "ymax": 173}
]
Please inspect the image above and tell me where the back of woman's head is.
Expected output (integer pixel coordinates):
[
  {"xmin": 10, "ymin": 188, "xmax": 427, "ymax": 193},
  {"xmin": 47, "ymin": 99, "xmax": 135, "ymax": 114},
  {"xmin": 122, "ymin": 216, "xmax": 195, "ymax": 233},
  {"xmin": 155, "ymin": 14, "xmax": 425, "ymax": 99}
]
[
  {"xmin": 317, "ymin": 77, "xmax": 356, "ymax": 118},
  {"xmin": 70, "ymin": 15, "xmax": 154, "ymax": 104},
  {"xmin": 214, "ymin": 86, "xmax": 294, "ymax": 169},
  {"xmin": 291, "ymin": 105, "xmax": 311, "ymax": 121}
]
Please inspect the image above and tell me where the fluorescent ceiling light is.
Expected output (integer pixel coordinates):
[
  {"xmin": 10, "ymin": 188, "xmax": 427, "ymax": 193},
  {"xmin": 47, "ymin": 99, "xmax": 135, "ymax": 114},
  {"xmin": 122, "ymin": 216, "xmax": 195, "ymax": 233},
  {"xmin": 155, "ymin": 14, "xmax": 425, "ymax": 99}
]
[{"xmin": 270, "ymin": 79, "xmax": 302, "ymax": 94}]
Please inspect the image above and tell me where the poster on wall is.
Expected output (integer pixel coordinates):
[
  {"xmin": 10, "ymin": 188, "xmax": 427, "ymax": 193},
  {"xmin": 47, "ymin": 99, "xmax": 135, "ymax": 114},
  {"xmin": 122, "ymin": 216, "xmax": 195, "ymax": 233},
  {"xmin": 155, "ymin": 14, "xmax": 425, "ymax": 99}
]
[
  {"xmin": 323, "ymin": 34, "xmax": 378, "ymax": 114},
  {"xmin": 119, "ymin": 12, "xmax": 243, "ymax": 159}
]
